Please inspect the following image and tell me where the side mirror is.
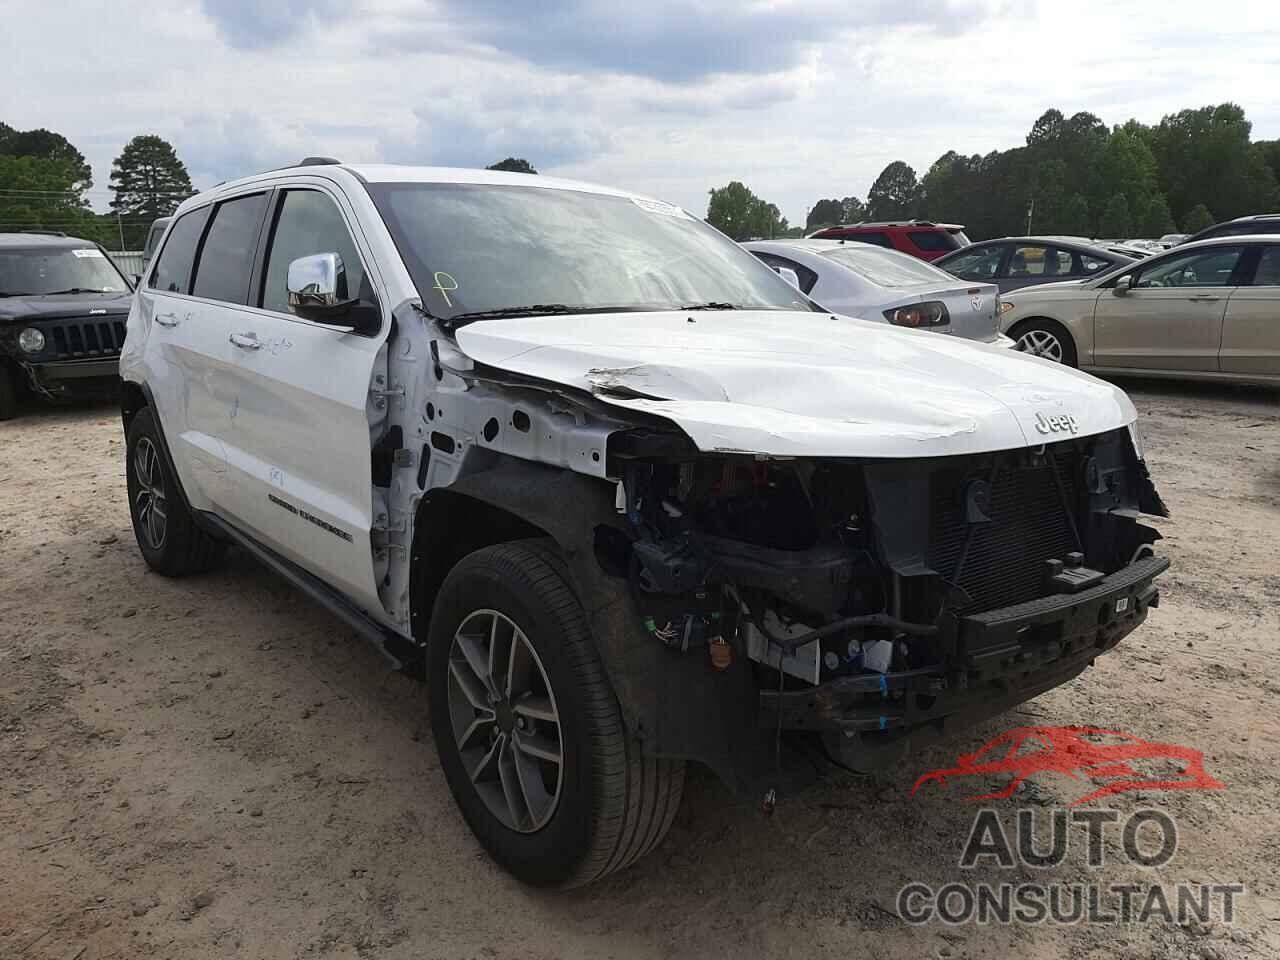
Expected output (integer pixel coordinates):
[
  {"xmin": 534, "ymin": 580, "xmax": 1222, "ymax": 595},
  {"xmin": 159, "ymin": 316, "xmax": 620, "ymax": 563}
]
[
  {"xmin": 288, "ymin": 252, "xmax": 347, "ymax": 310},
  {"xmin": 287, "ymin": 252, "xmax": 380, "ymax": 334},
  {"xmin": 1114, "ymin": 274, "xmax": 1133, "ymax": 296},
  {"xmin": 774, "ymin": 266, "xmax": 802, "ymax": 290}
]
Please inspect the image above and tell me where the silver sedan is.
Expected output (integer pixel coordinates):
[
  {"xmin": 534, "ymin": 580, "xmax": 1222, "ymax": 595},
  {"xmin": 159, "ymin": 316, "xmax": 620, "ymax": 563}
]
[{"xmin": 742, "ymin": 239, "xmax": 1011, "ymax": 345}]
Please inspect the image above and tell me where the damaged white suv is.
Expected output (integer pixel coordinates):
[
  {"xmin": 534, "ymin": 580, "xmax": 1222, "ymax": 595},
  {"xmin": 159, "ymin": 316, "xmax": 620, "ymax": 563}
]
[{"xmin": 120, "ymin": 161, "xmax": 1170, "ymax": 887}]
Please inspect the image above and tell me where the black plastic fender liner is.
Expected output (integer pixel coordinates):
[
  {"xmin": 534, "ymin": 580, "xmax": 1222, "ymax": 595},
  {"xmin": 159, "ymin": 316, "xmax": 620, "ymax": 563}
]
[{"xmin": 433, "ymin": 458, "xmax": 790, "ymax": 800}]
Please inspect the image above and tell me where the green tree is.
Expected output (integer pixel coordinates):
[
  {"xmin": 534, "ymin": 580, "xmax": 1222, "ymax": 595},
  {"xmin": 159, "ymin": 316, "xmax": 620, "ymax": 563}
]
[
  {"xmin": 1098, "ymin": 193, "xmax": 1132, "ymax": 237},
  {"xmin": 866, "ymin": 161, "xmax": 919, "ymax": 220},
  {"xmin": 1059, "ymin": 194, "xmax": 1093, "ymax": 236},
  {"xmin": 1256, "ymin": 139, "xmax": 1280, "ymax": 187},
  {"xmin": 0, "ymin": 154, "xmax": 102, "ymax": 239},
  {"xmin": 806, "ymin": 198, "xmax": 843, "ymax": 230},
  {"xmin": 108, "ymin": 135, "xmax": 193, "ymax": 246},
  {"xmin": 1139, "ymin": 195, "xmax": 1176, "ymax": 237},
  {"xmin": 840, "ymin": 196, "xmax": 866, "ymax": 223},
  {"xmin": 1182, "ymin": 203, "xmax": 1215, "ymax": 234},
  {"xmin": 1097, "ymin": 127, "xmax": 1159, "ymax": 228},
  {"xmin": 1147, "ymin": 104, "xmax": 1274, "ymax": 224},
  {"xmin": 486, "ymin": 157, "xmax": 538, "ymax": 174},
  {"xmin": 0, "ymin": 126, "xmax": 93, "ymax": 188},
  {"xmin": 706, "ymin": 181, "xmax": 786, "ymax": 240}
]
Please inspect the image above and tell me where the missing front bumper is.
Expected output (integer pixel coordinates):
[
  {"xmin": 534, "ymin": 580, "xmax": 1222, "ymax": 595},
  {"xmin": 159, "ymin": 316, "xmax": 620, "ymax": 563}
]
[{"xmin": 759, "ymin": 555, "xmax": 1169, "ymax": 753}]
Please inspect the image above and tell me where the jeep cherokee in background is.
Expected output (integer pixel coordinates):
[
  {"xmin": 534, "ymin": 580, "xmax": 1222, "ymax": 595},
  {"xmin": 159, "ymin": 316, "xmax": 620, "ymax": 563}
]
[
  {"xmin": 808, "ymin": 219, "xmax": 970, "ymax": 261},
  {"xmin": 120, "ymin": 161, "xmax": 1170, "ymax": 888},
  {"xmin": 0, "ymin": 232, "xmax": 132, "ymax": 420}
]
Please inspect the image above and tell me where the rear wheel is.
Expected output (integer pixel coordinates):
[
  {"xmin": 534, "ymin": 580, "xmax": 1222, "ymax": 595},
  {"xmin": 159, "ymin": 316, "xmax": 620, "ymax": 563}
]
[
  {"xmin": 125, "ymin": 406, "xmax": 225, "ymax": 576},
  {"xmin": 427, "ymin": 539, "xmax": 684, "ymax": 887},
  {"xmin": 1010, "ymin": 318, "xmax": 1078, "ymax": 367}
]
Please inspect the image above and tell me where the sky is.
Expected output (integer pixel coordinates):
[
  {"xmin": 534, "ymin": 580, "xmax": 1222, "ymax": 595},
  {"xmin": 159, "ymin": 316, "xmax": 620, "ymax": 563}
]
[{"xmin": 5, "ymin": 0, "xmax": 1279, "ymax": 225}]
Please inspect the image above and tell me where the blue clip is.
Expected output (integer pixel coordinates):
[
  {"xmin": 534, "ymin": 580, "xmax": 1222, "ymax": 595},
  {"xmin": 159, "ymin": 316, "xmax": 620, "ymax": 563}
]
[
  {"xmin": 879, "ymin": 675, "xmax": 888, "ymax": 695},
  {"xmin": 878, "ymin": 715, "xmax": 888, "ymax": 730}
]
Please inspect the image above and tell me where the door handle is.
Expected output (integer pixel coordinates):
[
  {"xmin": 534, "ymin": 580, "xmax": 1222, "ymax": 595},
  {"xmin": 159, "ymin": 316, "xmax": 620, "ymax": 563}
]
[
  {"xmin": 229, "ymin": 332, "xmax": 262, "ymax": 350},
  {"xmin": 154, "ymin": 312, "xmax": 180, "ymax": 327},
  {"xmin": 1187, "ymin": 295, "xmax": 1220, "ymax": 302}
]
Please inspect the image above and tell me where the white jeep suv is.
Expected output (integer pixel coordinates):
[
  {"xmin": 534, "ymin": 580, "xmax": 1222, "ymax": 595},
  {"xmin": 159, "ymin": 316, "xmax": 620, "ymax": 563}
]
[{"xmin": 120, "ymin": 159, "xmax": 1170, "ymax": 887}]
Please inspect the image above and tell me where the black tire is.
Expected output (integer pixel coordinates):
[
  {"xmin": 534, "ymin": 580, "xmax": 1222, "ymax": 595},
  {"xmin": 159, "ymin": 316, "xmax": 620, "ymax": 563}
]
[
  {"xmin": 125, "ymin": 406, "xmax": 225, "ymax": 576},
  {"xmin": 0, "ymin": 365, "xmax": 17, "ymax": 421},
  {"xmin": 427, "ymin": 539, "xmax": 684, "ymax": 888},
  {"xmin": 1009, "ymin": 317, "xmax": 1079, "ymax": 367}
]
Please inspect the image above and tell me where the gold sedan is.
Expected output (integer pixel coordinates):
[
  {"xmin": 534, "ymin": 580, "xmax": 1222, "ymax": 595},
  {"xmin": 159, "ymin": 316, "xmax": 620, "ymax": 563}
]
[{"xmin": 998, "ymin": 235, "xmax": 1280, "ymax": 383}]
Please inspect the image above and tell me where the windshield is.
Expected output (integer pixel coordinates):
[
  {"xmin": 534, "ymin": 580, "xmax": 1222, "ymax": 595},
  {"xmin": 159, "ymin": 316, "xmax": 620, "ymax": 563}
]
[
  {"xmin": 819, "ymin": 245, "xmax": 956, "ymax": 287},
  {"xmin": 0, "ymin": 247, "xmax": 130, "ymax": 296},
  {"xmin": 367, "ymin": 183, "xmax": 814, "ymax": 322}
]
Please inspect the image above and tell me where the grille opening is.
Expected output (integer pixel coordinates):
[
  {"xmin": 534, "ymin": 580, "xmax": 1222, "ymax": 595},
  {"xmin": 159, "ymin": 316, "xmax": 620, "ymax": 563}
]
[
  {"xmin": 32, "ymin": 315, "xmax": 128, "ymax": 360},
  {"xmin": 926, "ymin": 452, "xmax": 1081, "ymax": 614}
]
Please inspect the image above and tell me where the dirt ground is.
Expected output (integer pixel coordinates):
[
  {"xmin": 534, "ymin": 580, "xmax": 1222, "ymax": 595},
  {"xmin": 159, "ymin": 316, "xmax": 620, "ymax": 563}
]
[{"xmin": 2, "ymin": 379, "xmax": 1278, "ymax": 960}]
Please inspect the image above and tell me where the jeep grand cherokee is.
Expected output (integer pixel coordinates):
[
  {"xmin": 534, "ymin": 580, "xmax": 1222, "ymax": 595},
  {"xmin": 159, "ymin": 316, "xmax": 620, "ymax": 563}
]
[{"xmin": 119, "ymin": 160, "xmax": 1169, "ymax": 888}]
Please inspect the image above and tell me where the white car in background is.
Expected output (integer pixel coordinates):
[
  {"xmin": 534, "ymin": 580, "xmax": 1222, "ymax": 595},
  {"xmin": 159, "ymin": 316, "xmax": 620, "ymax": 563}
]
[{"xmin": 742, "ymin": 239, "xmax": 1012, "ymax": 346}]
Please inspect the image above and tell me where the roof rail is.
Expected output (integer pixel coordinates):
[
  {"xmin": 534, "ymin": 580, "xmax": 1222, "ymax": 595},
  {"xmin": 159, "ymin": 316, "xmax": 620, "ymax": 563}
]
[
  {"xmin": 298, "ymin": 156, "xmax": 341, "ymax": 166},
  {"xmin": 19, "ymin": 229, "xmax": 67, "ymax": 237}
]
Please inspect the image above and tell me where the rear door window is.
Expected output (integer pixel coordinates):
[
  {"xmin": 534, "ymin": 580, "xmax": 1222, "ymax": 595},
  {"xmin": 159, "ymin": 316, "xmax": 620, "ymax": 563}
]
[
  {"xmin": 1008, "ymin": 244, "xmax": 1072, "ymax": 278},
  {"xmin": 149, "ymin": 207, "xmax": 210, "ymax": 294},
  {"xmin": 1247, "ymin": 246, "xmax": 1280, "ymax": 285},
  {"xmin": 191, "ymin": 192, "xmax": 270, "ymax": 304}
]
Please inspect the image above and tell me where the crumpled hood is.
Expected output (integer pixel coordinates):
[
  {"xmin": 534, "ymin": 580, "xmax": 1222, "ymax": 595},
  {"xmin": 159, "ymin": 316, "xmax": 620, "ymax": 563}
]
[
  {"xmin": 0, "ymin": 293, "xmax": 131, "ymax": 323},
  {"xmin": 454, "ymin": 310, "xmax": 1137, "ymax": 458}
]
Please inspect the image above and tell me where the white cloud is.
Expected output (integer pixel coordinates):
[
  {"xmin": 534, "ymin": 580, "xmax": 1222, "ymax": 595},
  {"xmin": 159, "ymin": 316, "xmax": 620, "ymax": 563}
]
[{"xmin": 5, "ymin": 0, "xmax": 1278, "ymax": 225}]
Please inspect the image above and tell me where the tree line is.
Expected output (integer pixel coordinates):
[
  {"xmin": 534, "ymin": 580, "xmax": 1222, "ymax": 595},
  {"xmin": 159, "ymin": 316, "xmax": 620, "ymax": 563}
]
[
  {"xmin": 1, "ymin": 124, "xmax": 195, "ymax": 248},
  {"xmin": 707, "ymin": 103, "xmax": 1280, "ymax": 241},
  {"xmin": 1, "ymin": 122, "xmax": 541, "ymax": 251}
]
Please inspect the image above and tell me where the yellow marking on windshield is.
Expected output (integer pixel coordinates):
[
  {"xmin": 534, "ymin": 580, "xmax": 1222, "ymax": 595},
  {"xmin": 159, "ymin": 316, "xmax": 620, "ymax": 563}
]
[{"xmin": 433, "ymin": 271, "xmax": 458, "ymax": 307}]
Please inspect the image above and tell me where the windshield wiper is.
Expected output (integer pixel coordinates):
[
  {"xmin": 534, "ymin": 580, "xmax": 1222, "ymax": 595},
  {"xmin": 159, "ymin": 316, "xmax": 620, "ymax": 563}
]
[
  {"xmin": 43, "ymin": 287, "xmax": 110, "ymax": 296},
  {"xmin": 440, "ymin": 304, "xmax": 578, "ymax": 331},
  {"xmin": 679, "ymin": 301, "xmax": 738, "ymax": 310},
  {"xmin": 0, "ymin": 291, "xmax": 32, "ymax": 298}
]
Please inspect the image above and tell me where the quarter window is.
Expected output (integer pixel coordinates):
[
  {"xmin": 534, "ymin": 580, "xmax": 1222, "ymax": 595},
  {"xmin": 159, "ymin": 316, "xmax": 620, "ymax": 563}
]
[
  {"xmin": 149, "ymin": 207, "xmax": 210, "ymax": 294},
  {"xmin": 260, "ymin": 190, "xmax": 368, "ymax": 314},
  {"xmin": 191, "ymin": 193, "xmax": 269, "ymax": 304},
  {"xmin": 750, "ymin": 252, "xmax": 818, "ymax": 294},
  {"xmin": 1132, "ymin": 247, "xmax": 1245, "ymax": 288}
]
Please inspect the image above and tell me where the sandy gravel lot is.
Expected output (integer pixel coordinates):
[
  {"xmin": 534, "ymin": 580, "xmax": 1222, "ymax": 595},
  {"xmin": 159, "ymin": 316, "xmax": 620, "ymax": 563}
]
[{"xmin": 2, "ymin": 379, "xmax": 1279, "ymax": 960}]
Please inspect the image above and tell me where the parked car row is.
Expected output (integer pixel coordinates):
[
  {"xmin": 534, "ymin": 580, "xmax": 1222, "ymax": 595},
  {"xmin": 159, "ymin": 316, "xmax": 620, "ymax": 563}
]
[{"xmin": 998, "ymin": 235, "xmax": 1280, "ymax": 381}]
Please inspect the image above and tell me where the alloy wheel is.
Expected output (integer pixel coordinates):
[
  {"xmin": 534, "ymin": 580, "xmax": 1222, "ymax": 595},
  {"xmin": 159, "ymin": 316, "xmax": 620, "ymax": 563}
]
[
  {"xmin": 446, "ymin": 609, "xmax": 564, "ymax": 833},
  {"xmin": 1015, "ymin": 329, "xmax": 1064, "ymax": 362},
  {"xmin": 133, "ymin": 437, "xmax": 168, "ymax": 550}
]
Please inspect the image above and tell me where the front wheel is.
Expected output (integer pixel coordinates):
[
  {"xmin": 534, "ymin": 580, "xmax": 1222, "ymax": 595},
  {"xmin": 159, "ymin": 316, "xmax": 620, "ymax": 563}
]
[
  {"xmin": 1010, "ymin": 318, "xmax": 1078, "ymax": 367},
  {"xmin": 427, "ymin": 540, "xmax": 684, "ymax": 887}
]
